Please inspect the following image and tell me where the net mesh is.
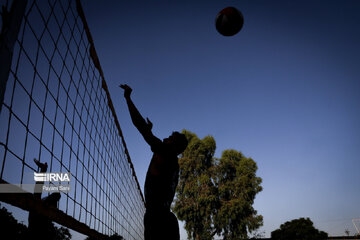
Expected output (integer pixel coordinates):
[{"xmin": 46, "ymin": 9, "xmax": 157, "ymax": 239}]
[
  {"xmin": 353, "ymin": 219, "xmax": 360, "ymax": 235},
  {"xmin": 0, "ymin": 0, "xmax": 145, "ymax": 239}
]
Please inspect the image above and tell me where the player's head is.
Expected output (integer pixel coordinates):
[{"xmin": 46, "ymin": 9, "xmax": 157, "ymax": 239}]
[
  {"xmin": 43, "ymin": 192, "xmax": 61, "ymax": 207},
  {"xmin": 164, "ymin": 131, "xmax": 188, "ymax": 155}
]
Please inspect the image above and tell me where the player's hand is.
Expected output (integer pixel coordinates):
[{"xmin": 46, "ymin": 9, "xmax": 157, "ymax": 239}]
[
  {"xmin": 119, "ymin": 84, "xmax": 132, "ymax": 98},
  {"xmin": 146, "ymin": 117, "xmax": 153, "ymax": 130}
]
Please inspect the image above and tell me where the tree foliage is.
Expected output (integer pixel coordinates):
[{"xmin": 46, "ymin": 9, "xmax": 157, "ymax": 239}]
[
  {"xmin": 271, "ymin": 217, "xmax": 328, "ymax": 240},
  {"xmin": 173, "ymin": 130, "xmax": 217, "ymax": 240},
  {"xmin": 0, "ymin": 204, "xmax": 71, "ymax": 240},
  {"xmin": 173, "ymin": 130, "xmax": 263, "ymax": 240},
  {"xmin": 52, "ymin": 226, "xmax": 72, "ymax": 240},
  {"xmin": 215, "ymin": 149, "xmax": 263, "ymax": 240},
  {"xmin": 0, "ymin": 204, "xmax": 28, "ymax": 240}
]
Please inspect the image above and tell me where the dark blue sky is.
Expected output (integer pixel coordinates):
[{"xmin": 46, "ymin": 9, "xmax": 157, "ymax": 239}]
[
  {"xmin": 82, "ymin": 0, "xmax": 360, "ymax": 238},
  {"xmin": 4, "ymin": 0, "xmax": 359, "ymax": 239}
]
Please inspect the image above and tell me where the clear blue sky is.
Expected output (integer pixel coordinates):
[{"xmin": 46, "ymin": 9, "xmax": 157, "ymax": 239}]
[
  {"xmin": 2, "ymin": 0, "xmax": 359, "ymax": 239},
  {"xmin": 81, "ymin": 0, "xmax": 360, "ymax": 238},
  {"xmin": 80, "ymin": 0, "xmax": 360, "ymax": 238}
]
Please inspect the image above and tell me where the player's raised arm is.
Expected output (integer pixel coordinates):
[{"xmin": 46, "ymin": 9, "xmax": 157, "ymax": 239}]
[{"xmin": 120, "ymin": 84, "xmax": 161, "ymax": 148}]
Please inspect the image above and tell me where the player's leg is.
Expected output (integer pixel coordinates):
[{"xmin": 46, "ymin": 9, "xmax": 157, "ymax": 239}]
[
  {"xmin": 164, "ymin": 211, "xmax": 180, "ymax": 240},
  {"xmin": 144, "ymin": 209, "xmax": 179, "ymax": 240}
]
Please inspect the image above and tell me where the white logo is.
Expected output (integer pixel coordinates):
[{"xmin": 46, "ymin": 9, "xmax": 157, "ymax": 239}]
[{"xmin": 34, "ymin": 172, "xmax": 71, "ymax": 182}]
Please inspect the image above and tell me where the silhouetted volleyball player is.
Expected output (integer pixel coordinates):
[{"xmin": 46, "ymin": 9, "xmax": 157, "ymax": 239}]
[
  {"xmin": 33, "ymin": 158, "xmax": 48, "ymax": 200},
  {"xmin": 120, "ymin": 84, "xmax": 188, "ymax": 240},
  {"xmin": 29, "ymin": 159, "xmax": 61, "ymax": 240}
]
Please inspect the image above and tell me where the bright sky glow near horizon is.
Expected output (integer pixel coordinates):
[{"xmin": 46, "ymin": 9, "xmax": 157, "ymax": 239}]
[
  {"xmin": 81, "ymin": 0, "xmax": 360, "ymax": 238},
  {"xmin": 1, "ymin": 0, "xmax": 360, "ymax": 239}
]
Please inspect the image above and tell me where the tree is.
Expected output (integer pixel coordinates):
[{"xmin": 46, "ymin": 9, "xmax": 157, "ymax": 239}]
[
  {"xmin": 173, "ymin": 130, "xmax": 263, "ymax": 240},
  {"xmin": 173, "ymin": 130, "xmax": 218, "ymax": 240},
  {"xmin": 0, "ymin": 204, "xmax": 28, "ymax": 240},
  {"xmin": 51, "ymin": 225, "xmax": 71, "ymax": 240},
  {"xmin": 214, "ymin": 150, "xmax": 263, "ymax": 240},
  {"xmin": 271, "ymin": 217, "xmax": 328, "ymax": 240},
  {"xmin": 0, "ymin": 203, "xmax": 71, "ymax": 240},
  {"xmin": 250, "ymin": 229, "xmax": 265, "ymax": 239}
]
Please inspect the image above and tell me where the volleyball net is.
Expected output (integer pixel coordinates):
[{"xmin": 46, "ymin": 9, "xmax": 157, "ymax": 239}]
[{"xmin": 0, "ymin": 0, "xmax": 145, "ymax": 239}]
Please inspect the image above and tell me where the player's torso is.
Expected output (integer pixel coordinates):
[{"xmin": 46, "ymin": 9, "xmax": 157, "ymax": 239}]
[{"xmin": 145, "ymin": 153, "xmax": 179, "ymax": 210}]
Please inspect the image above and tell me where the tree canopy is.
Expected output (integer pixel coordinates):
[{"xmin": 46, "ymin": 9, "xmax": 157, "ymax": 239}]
[
  {"xmin": 0, "ymin": 204, "xmax": 71, "ymax": 240},
  {"xmin": 173, "ymin": 130, "xmax": 263, "ymax": 240},
  {"xmin": 271, "ymin": 217, "xmax": 328, "ymax": 240}
]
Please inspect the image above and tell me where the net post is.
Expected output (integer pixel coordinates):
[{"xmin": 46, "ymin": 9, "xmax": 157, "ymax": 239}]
[{"xmin": 0, "ymin": 0, "xmax": 27, "ymax": 114}]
